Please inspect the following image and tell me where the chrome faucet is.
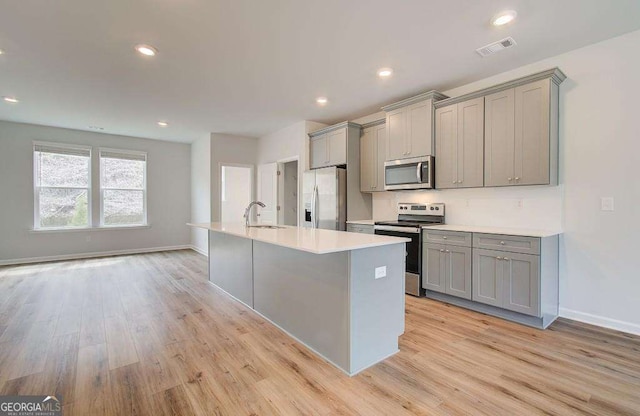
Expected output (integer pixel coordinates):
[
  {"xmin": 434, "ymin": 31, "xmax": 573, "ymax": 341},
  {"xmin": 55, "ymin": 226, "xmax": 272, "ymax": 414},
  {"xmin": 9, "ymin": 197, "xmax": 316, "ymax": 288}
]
[{"xmin": 244, "ymin": 201, "xmax": 266, "ymax": 227}]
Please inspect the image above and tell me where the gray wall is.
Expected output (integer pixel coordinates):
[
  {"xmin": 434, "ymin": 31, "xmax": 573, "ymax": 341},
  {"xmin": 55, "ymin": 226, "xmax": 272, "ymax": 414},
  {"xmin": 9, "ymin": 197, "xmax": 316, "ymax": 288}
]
[{"xmin": 0, "ymin": 121, "xmax": 191, "ymax": 263}]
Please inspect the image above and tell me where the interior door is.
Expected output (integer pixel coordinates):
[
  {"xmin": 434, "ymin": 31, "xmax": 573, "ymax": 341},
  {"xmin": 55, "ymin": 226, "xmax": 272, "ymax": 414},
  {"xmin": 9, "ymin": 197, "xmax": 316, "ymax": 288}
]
[{"xmin": 257, "ymin": 163, "xmax": 278, "ymax": 224}]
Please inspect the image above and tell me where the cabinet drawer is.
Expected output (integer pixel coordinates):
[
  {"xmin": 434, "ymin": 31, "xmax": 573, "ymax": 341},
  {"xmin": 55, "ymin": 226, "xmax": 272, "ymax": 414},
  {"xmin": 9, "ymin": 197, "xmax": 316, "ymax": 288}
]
[
  {"xmin": 473, "ymin": 233, "xmax": 540, "ymax": 255},
  {"xmin": 423, "ymin": 230, "xmax": 472, "ymax": 247},
  {"xmin": 347, "ymin": 224, "xmax": 374, "ymax": 235}
]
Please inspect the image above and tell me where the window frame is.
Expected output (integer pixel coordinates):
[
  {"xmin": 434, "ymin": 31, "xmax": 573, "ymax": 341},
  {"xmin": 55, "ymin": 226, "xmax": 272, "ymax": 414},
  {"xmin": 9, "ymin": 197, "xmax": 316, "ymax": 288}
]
[
  {"xmin": 99, "ymin": 147, "xmax": 148, "ymax": 228},
  {"xmin": 33, "ymin": 141, "xmax": 93, "ymax": 230}
]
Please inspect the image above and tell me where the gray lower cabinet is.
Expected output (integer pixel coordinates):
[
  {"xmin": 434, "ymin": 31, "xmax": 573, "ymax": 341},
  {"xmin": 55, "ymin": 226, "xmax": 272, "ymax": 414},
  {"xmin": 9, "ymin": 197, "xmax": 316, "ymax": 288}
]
[
  {"xmin": 424, "ymin": 229, "xmax": 559, "ymax": 329},
  {"xmin": 346, "ymin": 223, "xmax": 374, "ymax": 234},
  {"xmin": 423, "ymin": 241, "xmax": 472, "ymax": 300},
  {"xmin": 472, "ymin": 248, "xmax": 540, "ymax": 317}
]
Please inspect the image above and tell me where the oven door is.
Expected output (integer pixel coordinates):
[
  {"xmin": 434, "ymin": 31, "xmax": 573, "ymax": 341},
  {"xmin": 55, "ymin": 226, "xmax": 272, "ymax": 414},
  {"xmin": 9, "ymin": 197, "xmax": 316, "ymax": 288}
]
[
  {"xmin": 384, "ymin": 155, "xmax": 433, "ymax": 191},
  {"xmin": 374, "ymin": 225, "xmax": 423, "ymax": 296}
]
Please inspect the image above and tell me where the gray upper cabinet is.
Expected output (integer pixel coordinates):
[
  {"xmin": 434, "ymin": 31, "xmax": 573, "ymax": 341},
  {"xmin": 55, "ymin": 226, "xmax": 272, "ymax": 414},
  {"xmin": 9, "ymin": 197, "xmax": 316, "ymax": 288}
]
[
  {"xmin": 434, "ymin": 68, "xmax": 565, "ymax": 189},
  {"xmin": 360, "ymin": 121, "xmax": 386, "ymax": 192},
  {"xmin": 327, "ymin": 128, "xmax": 347, "ymax": 166},
  {"xmin": 310, "ymin": 133, "xmax": 328, "ymax": 169},
  {"xmin": 435, "ymin": 97, "xmax": 484, "ymax": 189},
  {"xmin": 309, "ymin": 126, "xmax": 347, "ymax": 169},
  {"xmin": 514, "ymin": 79, "xmax": 551, "ymax": 186},
  {"xmin": 382, "ymin": 91, "xmax": 448, "ymax": 161},
  {"xmin": 484, "ymin": 89, "xmax": 516, "ymax": 187}
]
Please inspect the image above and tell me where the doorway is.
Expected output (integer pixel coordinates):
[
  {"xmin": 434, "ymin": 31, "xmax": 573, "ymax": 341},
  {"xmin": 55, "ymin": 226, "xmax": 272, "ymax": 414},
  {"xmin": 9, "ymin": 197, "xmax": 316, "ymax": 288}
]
[
  {"xmin": 220, "ymin": 164, "xmax": 253, "ymax": 223},
  {"xmin": 278, "ymin": 159, "xmax": 298, "ymax": 226}
]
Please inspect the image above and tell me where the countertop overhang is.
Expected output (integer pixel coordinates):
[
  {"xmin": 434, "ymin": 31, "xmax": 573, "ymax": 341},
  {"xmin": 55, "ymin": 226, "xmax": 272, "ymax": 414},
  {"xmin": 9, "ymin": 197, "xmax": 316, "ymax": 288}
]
[{"xmin": 188, "ymin": 223, "xmax": 410, "ymax": 254}]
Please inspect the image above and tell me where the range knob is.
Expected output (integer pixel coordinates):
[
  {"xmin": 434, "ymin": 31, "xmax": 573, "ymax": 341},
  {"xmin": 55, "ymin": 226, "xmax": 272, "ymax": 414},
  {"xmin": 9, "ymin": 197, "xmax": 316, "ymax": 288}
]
[
  {"xmin": 435, "ymin": 207, "xmax": 440, "ymax": 211},
  {"xmin": 430, "ymin": 207, "xmax": 434, "ymax": 211}
]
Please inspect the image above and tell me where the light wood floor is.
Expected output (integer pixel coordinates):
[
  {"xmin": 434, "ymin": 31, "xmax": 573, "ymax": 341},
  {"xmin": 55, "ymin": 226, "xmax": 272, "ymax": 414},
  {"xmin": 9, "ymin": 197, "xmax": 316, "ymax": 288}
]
[{"xmin": 0, "ymin": 250, "xmax": 639, "ymax": 415}]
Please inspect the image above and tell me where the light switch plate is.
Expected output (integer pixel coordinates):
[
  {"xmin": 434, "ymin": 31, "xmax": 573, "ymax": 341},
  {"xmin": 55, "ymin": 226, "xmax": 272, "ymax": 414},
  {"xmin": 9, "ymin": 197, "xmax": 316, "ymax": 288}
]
[
  {"xmin": 375, "ymin": 266, "xmax": 387, "ymax": 279},
  {"xmin": 601, "ymin": 197, "xmax": 614, "ymax": 211}
]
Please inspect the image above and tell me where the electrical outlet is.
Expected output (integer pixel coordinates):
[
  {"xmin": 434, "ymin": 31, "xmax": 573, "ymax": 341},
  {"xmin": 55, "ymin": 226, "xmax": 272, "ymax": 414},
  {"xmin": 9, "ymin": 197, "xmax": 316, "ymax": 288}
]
[
  {"xmin": 515, "ymin": 198, "xmax": 524, "ymax": 209},
  {"xmin": 375, "ymin": 266, "xmax": 387, "ymax": 279},
  {"xmin": 601, "ymin": 197, "xmax": 614, "ymax": 211}
]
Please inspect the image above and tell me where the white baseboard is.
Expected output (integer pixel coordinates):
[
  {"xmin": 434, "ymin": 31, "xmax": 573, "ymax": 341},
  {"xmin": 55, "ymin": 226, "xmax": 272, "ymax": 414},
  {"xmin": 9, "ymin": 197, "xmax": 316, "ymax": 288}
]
[
  {"xmin": 559, "ymin": 307, "xmax": 640, "ymax": 336},
  {"xmin": 190, "ymin": 245, "xmax": 208, "ymax": 257},
  {"xmin": 0, "ymin": 245, "xmax": 192, "ymax": 266}
]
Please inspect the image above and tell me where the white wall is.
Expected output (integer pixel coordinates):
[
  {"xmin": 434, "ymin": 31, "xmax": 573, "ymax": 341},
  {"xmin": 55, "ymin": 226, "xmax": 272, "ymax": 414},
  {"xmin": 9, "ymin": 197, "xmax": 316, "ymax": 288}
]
[
  {"xmin": 210, "ymin": 133, "xmax": 258, "ymax": 222},
  {"xmin": 257, "ymin": 120, "xmax": 326, "ymax": 225},
  {"xmin": 190, "ymin": 136, "xmax": 211, "ymax": 255},
  {"xmin": 0, "ymin": 121, "xmax": 191, "ymax": 263},
  {"xmin": 366, "ymin": 30, "xmax": 640, "ymax": 334},
  {"xmin": 220, "ymin": 166, "xmax": 252, "ymax": 223}
]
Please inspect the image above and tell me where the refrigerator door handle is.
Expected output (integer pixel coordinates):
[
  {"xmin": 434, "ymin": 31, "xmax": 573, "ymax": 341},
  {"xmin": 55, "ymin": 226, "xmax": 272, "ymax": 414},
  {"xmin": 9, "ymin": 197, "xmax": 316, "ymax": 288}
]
[{"xmin": 314, "ymin": 185, "xmax": 320, "ymax": 228}]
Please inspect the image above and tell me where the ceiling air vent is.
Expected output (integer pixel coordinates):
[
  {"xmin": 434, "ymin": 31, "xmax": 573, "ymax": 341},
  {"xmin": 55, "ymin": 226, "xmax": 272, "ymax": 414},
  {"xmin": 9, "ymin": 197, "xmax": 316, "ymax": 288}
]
[{"xmin": 476, "ymin": 37, "xmax": 517, "ymax": 57}]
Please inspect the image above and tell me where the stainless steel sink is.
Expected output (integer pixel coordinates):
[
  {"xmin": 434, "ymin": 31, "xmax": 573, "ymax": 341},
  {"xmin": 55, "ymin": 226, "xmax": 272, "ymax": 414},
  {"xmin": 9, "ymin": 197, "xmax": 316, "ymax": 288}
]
[{"xmin": 248, "ymin": 225, "xmax": 285, "ymax": 229}]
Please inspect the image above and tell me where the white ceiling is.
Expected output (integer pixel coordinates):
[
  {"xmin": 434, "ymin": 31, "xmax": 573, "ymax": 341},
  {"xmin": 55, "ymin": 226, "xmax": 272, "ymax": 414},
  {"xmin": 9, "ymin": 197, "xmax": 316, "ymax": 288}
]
[{"xmin": 1, "ymin": 0, "xmax": 639, "ymax": 143}]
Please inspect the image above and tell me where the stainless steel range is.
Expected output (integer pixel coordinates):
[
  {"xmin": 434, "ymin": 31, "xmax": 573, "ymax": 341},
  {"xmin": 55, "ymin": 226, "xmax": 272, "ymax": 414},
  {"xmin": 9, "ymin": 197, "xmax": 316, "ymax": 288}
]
[{"xmin": 374, "ymin": 203, "xmax": 445, "ymax": 296}]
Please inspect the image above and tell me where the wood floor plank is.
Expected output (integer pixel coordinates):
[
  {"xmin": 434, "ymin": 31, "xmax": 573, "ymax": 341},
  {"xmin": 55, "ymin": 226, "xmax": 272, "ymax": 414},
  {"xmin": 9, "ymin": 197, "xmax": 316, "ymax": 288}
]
[{"xmin": 0, "ymin": 249, "xmax": 639, "ymax": 415}]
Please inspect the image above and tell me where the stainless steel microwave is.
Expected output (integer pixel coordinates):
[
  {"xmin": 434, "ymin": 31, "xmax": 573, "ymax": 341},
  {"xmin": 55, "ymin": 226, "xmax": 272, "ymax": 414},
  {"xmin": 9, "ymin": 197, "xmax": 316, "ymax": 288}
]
[{"xmin": 384, "ymin": 155, "xmax": 434, "ymax": 190}]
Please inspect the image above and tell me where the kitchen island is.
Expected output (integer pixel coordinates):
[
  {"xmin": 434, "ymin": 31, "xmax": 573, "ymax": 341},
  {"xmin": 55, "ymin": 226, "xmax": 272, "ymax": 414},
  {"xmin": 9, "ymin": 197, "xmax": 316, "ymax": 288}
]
[{"xmin": 188, "ymin": 222, "xmax": 409, "ymax": 375}]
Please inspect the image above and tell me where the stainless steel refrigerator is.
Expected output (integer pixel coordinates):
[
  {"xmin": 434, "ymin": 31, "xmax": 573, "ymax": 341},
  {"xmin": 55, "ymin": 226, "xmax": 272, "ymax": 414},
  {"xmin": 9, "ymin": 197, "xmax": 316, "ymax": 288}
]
[{"xmin": 303, "ymin": 167, "xmax": 347, "ymax": 230}]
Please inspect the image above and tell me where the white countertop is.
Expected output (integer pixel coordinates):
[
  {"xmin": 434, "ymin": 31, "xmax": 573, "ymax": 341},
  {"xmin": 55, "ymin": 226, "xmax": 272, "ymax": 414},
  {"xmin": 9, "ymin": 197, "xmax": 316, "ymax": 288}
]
[
  {"xmin": 188, "ymin": 223, "xmax": 410, "ymax": 254},
  {"xmin": 423, "ymin": 224, "xmax": 561, "ymax": 238}
]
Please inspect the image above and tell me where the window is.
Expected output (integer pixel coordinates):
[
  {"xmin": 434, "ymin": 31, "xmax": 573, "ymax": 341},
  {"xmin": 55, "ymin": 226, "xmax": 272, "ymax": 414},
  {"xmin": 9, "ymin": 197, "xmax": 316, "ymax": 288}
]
[
  {"xmin": 100, "ymin": 149, "xmax": 147, "ymax": 226},
  {"xmin": 33, "ymin": 142, "xmax": 92, "ymax": 229}
]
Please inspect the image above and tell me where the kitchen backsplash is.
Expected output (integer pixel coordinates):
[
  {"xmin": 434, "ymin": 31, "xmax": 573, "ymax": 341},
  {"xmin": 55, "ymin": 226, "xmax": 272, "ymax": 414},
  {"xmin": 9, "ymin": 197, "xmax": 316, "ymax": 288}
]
[{"xmin": 372, "ymin": 185, "xmax": 563, "ymax": 231}]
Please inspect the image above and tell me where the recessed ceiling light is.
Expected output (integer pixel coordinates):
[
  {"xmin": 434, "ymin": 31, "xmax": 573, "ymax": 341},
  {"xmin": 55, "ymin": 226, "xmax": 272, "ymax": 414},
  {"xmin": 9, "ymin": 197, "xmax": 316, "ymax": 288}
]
[
  {"xmin": 3, "ymin": 96, "xmax": 19, "ymax": 103},
  {"xmin": 378, "ymin": 68, "xmax": 393, "ymax": 78},
  {"xmin": 0, "ymin": 49, "xmax": 4, "ymax": 55},
  {"xmin": 88, "ymin": 125, "xmax": 104, "ymax": 131},
  {"xmin": 491, "ymin": 10, "xmax": 517, "ymax": 26},
  {"xmin": 316, "ymin": 97, "xmax": 328, "ymax": 105},
  {"xmin": 135, "ymin": 44, "xmax": 158, "ymax": 57},
  {"xmin": 157, "ymin": 121, "xmax": 169, "ymax": 127}
]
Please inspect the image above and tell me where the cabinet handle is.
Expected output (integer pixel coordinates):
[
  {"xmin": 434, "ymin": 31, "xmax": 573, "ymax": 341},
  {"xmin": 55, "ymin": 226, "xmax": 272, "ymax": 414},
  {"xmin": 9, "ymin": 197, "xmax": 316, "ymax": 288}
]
[
  {"xmin": 443, "ymin": 236, "xmax": 447, "ymax": 240},
  {"xmin": 504, "ymin": 257, "xmax": 510, "ymax": 261},
  {"xmin": 440, "ymin": 249, "xmax": 444, "ymax": 252},
  {"xmin": 496, "ymin": 256, "xmax": 503, "ymax": 260},
  {"xmin": 452, "ymin": 181, "xmax": 456, "ymax": 184},
  {"xmin": 445, "ymin": 250, "xmax": 450, "ymax": 253},
  {"xmin": 500, "ymin": 241, "xmax": 505, "ymax": 245},
  {"xmin": 515, "ymin": 177, "xmax": 520, "ymax": 181},
  {"xmin": 508, "ymin": 177, "xmax": 513, "ymax": 181}
]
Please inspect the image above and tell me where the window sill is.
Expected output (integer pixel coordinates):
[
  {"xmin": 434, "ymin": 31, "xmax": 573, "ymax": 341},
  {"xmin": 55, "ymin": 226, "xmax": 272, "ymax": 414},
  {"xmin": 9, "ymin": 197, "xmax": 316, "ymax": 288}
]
[{"xmin": 30, "ymin": 225, "xmax": 151, "ymax": 233}]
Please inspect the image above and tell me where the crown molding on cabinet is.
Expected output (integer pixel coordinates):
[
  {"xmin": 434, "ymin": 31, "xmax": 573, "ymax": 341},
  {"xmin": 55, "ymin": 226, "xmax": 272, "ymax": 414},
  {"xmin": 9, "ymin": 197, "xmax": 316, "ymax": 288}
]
[
  {"xmin": 381, "ymin": 90, "xmax": 449, "ymax": 112},
  {"xmin": 309, "ymin": 121, "xmax": 362, "ymax": 138},
  {"xmin": 360, "ymin": 119, "xmax": 385, "ymax": 129},
  {"xmin": 434, "ymin": 67, "xmax": 567, "ymax": 109}
]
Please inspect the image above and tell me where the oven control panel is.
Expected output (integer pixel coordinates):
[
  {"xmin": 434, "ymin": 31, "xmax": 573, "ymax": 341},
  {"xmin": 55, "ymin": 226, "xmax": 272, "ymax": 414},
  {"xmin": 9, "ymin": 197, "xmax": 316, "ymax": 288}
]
[{"xmin": 397, "ymin": 203, "xmax": 445, "ymax": 216}]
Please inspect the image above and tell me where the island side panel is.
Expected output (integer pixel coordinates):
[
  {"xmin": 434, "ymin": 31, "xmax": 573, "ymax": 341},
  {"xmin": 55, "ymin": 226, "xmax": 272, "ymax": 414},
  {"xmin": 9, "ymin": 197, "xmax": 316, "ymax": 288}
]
[
  {"xmin": 349, "ymin": 243, "xmax": 405, "ymax": 374},
  {"xmin": 209, "ymin": 230, "xmax": 254, "ymax": 308},
  {"xmin": 252, "ymin": 241, "xmax": 350, "ymax": 372}
]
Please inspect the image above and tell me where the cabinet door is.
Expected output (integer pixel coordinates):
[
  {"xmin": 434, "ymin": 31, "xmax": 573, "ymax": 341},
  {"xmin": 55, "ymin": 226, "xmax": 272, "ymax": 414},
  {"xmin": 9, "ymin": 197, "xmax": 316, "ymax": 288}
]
[
  {"xmin": 502, "ymin": 252, "xmax": 540, "ymax": 316},
  {"xmin": 422, "ymin": 243, "xmax": 446, "ymax": 293},
  {"xmin": 484, "ymin": 89, "xmax": 515, "ymax": 187},
  {"xmin": 472, "ymin": 249, "xmax": 503, "ymax": 307},
  {"xmin": 406, "ymin": 100, "xmax": 432, "ymax": 157},
  {"xmin": 457, "ymin": 97, "xmax": 484, "ymax": 188},
  {"xmin": 327, "ymin": 128, "xmax": 347, "ymax": 165},
  {"xmin": 374, "ymin": 123, "xmax": 387, "ymax": 191},
  {"xmin": 310, "ymin": 135, "xmax": 328, "ymax": 169},
  {"xmin": 435, "ymin": 104, "xmax": 458, "ymax": 189},
  {"xmin": 386, "ymin": 108, "xmax": 407, "ymax": 160},
  {"xmin": 446, "ymin": 246, "xmax": 472, "ymax": 300},
  {"xmin": 360, "ymin": 128, "xmax": 374, "ymax": 192},
  {"xmin": 514, "ymin": 79, "xmax": 551, "ymax": 186}
]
